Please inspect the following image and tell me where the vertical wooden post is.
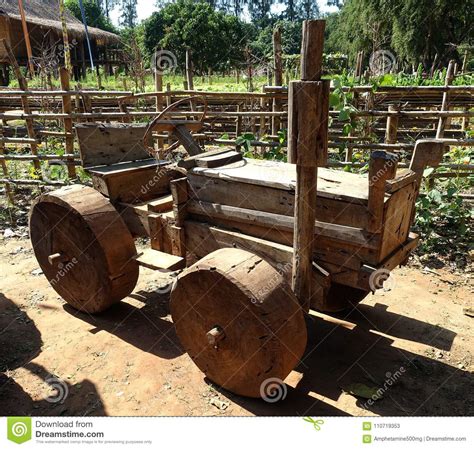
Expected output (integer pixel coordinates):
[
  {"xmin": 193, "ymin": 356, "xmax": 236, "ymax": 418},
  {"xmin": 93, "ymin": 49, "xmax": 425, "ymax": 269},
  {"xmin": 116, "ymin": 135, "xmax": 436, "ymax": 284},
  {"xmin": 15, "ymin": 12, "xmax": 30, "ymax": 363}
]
[
  {"xmin": 155, "ymin": 69, "xmax": 164, "ymax": 155},
  {"xmin": 272, "ymin": 27, "xmax": 283, "ymax": 134},
  {"xmin": 436, "ymin": 60, "xmax": 455, "ymax": 138},
  {"xmin": 59, "ymin": 0, "xmax": 72, "ymax": 72},
  {"xmin": 0, "ymin": 39, "xmax": 40, "ymax": 174},
  {"xmin": 17, "ymin": 0, "xmax": 35, "ymax": 77},
  {"xmin": 385, "ymin": 105, "xmax": 399, "ymax": 144},
  {"xmin": 461, "ymin": 51, "xmax": 468, "ymax": 73},
  {"xmin": 273, "ymin": 27, "xmax": 283, "ymax": 86},
  {"xmin": 367, "ymin": 151, "xmax": 398, "ymax": 233},
  {"xmin": 186, "ymin": 49, "xmax": 194, "ymax": 91},
  {"xmin": 288, "ymin": 20, "xmax": 330, "ymax": 311},
  {"xmin": 60, "ymin": 67, "xmax": 76, "ymax": 178}
]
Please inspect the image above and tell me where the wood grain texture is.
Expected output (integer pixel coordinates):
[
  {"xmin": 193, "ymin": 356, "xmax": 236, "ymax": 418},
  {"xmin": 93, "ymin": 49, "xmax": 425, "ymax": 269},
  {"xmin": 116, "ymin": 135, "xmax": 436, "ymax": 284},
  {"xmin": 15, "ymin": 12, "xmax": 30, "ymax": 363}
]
[
  {"xmin": 29, "ymin": 185, "xmax": 139, "ymax": 313},
  {"xmin": 170, "ymin": 248, "xmax": 307, "ymax": 398}
]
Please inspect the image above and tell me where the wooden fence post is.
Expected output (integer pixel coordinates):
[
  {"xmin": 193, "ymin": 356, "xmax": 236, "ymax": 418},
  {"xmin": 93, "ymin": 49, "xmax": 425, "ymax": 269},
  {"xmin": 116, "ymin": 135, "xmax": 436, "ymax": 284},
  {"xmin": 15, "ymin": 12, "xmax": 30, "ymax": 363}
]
[
  {"xmin": 385, "ymin": 105, "xmax": 399, "ymax": 144},
  {"xmin": 289, "ymin": 20, "xmax": 330, "ymax": 311},
  {"xmin": 60, "ymin": 67, "xmax": 76, "ymax": 178},
  {"xmin": 436, "ymin": 60, "xmax": 455, "ymax": 138},
  {"xmin": 272, "ymin": 26, "xmax": 283, "ymax": 134},
  {"xmin": 186, "ymin": 49, "xmax": 194, "ymax": 91}
]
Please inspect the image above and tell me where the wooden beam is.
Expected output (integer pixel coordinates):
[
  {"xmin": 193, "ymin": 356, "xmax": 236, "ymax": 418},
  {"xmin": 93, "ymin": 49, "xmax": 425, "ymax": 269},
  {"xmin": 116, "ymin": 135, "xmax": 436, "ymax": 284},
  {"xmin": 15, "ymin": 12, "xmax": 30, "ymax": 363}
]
[{"xmin": 289, "ymin": 20, "xmax": 329, "ymax": 311}]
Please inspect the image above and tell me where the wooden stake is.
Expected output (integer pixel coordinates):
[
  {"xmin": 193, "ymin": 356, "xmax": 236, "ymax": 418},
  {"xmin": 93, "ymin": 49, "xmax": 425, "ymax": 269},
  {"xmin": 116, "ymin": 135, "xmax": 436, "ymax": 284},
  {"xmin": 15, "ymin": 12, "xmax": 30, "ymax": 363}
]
[
  {"xmin": 436, "ymin": 60, "xmax": 455, "ymax": 138},
  {"xmin": 289, "ymin": 20, "xmax": 329, "ymax": 311},
  {"xmin": 186, "ymin": 49, "xmax": 194, "ymax": 91},
  {"xmin": 273, "ymin": 27, "xmax": 283, "ymax": 86},
  {"xmin": 385, "ymin": 105, "xmax": 399, "ymax": 144},
  {"xmin": 17, "ymin": 0, "xmax": 35, "ymax": 77},
  {"xmin": 59, "ymin": 0, "xmax": 72, "ymax": 72}
]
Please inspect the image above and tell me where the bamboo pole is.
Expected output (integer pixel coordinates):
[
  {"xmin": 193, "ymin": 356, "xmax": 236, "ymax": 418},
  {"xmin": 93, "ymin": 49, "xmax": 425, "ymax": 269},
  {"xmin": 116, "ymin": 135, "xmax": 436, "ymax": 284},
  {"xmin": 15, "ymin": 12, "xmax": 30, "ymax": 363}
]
[
  {"xmin": 17, "ymin": 0, "xmax": 35, "ymax": 77},
  {"xmin": 59, "ymin": 0, "xmax": 72, "ymax": 72}
]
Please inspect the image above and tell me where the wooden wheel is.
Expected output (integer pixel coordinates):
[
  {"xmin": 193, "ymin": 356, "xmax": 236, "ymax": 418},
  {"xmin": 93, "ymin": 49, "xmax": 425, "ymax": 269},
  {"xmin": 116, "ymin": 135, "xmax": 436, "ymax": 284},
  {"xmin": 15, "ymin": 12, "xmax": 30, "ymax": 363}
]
[
  {"xmin": 317, "ymin": 283, "xmax": 370, "ymax": 313},
  {"xmin": 170, "ymin": 248, "xmax": 307, "ymax": 398},
  {"xmin": 29, "ymin": 185, "xmax": 139, "ymax": 314}
]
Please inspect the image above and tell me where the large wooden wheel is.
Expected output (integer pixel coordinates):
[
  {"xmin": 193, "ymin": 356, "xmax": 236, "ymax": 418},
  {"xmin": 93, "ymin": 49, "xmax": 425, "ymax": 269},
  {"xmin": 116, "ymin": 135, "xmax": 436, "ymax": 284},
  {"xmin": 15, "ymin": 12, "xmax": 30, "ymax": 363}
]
[
  {"xmin": 29, "ymin": 185, "xmax": 139, "ymax": 314},
  {"xmin": 170, "ymin": 248, "xmax": 307, "ymax": 398}
]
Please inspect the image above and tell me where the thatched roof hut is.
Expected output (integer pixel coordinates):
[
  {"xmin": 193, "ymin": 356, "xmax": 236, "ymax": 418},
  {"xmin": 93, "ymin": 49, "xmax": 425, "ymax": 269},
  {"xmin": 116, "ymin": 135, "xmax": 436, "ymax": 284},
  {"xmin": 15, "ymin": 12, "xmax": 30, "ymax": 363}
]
[{"xmin": 0, "ymin": 0, "xmax": 120, "ymax": 77}]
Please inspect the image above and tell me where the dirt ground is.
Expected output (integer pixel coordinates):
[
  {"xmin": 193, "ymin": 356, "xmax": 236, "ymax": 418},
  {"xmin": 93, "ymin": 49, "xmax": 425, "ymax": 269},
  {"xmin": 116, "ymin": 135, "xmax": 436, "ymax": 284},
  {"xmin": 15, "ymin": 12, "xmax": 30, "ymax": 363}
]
[{"xmin": 0, "ymin": 232, "xmax": 473, "ymax": 417}]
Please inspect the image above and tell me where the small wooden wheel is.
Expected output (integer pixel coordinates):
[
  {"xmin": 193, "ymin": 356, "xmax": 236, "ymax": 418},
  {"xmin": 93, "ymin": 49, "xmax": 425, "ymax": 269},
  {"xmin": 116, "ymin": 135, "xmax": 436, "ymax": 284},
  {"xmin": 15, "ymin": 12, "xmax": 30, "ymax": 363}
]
[
  {"xmin": 170, "ymin": 248, "xmax": 307, "ymax": 398},
  {"xmin": 29, "ymin": 185, "xmax": 139, "ymax": 314}
]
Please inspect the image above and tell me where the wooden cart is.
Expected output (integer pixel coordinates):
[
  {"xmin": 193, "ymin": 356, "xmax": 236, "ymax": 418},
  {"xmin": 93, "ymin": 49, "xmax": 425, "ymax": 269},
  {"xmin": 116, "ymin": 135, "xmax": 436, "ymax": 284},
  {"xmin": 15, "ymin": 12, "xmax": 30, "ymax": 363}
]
[{"xmin": 29, "ymin": 21, "xmax": 446, "ymax": 399}]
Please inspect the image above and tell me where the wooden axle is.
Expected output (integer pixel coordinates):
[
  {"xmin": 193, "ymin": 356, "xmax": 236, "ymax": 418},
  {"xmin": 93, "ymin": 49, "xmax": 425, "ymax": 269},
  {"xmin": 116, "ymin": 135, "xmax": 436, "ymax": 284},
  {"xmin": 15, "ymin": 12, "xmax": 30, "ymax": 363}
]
[{"xmin": 206, "ymin": 326, "xmax": 225, "ymax": 347}]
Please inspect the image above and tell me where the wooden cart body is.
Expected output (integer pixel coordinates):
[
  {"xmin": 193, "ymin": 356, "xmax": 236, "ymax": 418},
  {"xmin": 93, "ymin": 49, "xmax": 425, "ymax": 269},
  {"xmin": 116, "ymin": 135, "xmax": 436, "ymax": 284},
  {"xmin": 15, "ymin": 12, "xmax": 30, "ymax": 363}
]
[{"xmin": 69, "ymin": 122, "xmax": 442, "ymax": 311}]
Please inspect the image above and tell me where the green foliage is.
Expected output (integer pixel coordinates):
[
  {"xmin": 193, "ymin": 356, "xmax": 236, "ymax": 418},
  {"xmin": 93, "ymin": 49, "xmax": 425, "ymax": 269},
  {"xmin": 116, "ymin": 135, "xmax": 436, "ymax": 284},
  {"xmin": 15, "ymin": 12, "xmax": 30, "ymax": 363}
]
[
  {"xmin": 325, "ymin": 0, "xmax": 471, "ymax": 69},
  {"xmin": 414, "ymin": 146, "xmax": 473, "ymax": 265},
  {"xmin": 64, "ymin": 0, "xmax": 116, "ymax": 33},
  {"xmin": 143, "ymin": 0, "xmax": 250, "ymax": 72}
]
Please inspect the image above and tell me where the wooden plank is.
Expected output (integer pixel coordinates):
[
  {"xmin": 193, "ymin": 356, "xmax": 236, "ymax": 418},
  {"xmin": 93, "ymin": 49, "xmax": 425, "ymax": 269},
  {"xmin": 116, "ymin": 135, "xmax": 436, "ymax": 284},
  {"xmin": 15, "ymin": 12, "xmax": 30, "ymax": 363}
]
[
  {"xmin": 367, "ymin": 151, "xmax": 398, "ymax": 233},
  {"xmin": 178, "ymin": 148, "xmax": 240, "ymax": 169},
  {"xmin": 187, "ymin": 199, "xmax": 379, "ymax": 249},
  {"xmin": 136, "ymin": 248, "xmax": 185, "ymax": 271},
  {"xmin": 190, "ymin": 158, "xmax": 369, "ymax": 204},
  {"xmin": 147, "ymin": 194, "xmax": 173, "ymax": 213},
  {"xmin": 187, "ymin": 172, "xmax": 369, "ymax": 228},
  {"xmin": 172, "ymin": 124, "xmax": 204, "ymax": 156},
  {"xmin": 92, "ymin": 165, "xmax": 179, "ymax": 203},
  {"xmin": 195, "ymin": 150, "xmax": 242, "ymax": 168},
  {"xmin": 75, "ymin": 123, "xmax": 151, "ymax": 167},
  {"xmin": 379, "ymin": 182, "xmax": 417, "ymax": 261},
  {"xmin": 385, "ymin": 169, "xmax": 417, "ymax": 193},
  {"xmin": 87, "ymin": 159, "xmax": 166, "ymax": 176}
]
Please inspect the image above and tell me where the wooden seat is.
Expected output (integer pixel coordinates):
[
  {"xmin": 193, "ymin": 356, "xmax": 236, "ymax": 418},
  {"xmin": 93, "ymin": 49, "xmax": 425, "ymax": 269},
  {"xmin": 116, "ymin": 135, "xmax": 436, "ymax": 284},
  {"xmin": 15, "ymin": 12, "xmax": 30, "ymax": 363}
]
[{"xmin": 75, "ymin": 123, "xmax": 180, "ymax": 203}]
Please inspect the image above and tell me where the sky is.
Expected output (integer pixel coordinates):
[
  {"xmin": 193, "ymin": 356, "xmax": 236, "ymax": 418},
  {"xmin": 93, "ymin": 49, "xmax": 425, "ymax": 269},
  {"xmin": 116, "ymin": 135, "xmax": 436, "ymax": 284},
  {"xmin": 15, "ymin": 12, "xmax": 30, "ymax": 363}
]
[{"xmin": 110, "ymin": 1, "xmax": 338, "ymax": 26}]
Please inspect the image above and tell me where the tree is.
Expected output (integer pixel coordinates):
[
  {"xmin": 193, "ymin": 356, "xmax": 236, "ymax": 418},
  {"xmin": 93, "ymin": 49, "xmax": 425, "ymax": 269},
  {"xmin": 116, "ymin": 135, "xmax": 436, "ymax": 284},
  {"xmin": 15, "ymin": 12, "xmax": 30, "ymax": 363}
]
[
  {"xmin": 144, "ymin": 0, "xmax": 250, "ymax": 72},
  {"xmin": 96, "ymin": 0, "xmax": 119, "ymax": 19},
  {"xmin": 325, "ymin": 0, "xmax": 472, "ymax": 69},
  {"xmin": 120, "ymin": 0, "xmax": 138, "ymax": 28},
  {"xmin": 298, "ymin": 0, "xmax": 320, "ymax": 19},
  {"xmin": 65, "ymin": 0, "xmax": 116, "ymax": 32}
]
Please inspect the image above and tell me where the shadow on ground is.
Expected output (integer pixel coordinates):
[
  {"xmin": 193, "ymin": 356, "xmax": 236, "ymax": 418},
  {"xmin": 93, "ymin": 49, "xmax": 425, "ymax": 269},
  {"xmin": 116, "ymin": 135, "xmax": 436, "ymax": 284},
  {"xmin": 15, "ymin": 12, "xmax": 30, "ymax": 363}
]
[{"xmin": 0, "ymin": 293, "xmax": 106, "ymax": 416}]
